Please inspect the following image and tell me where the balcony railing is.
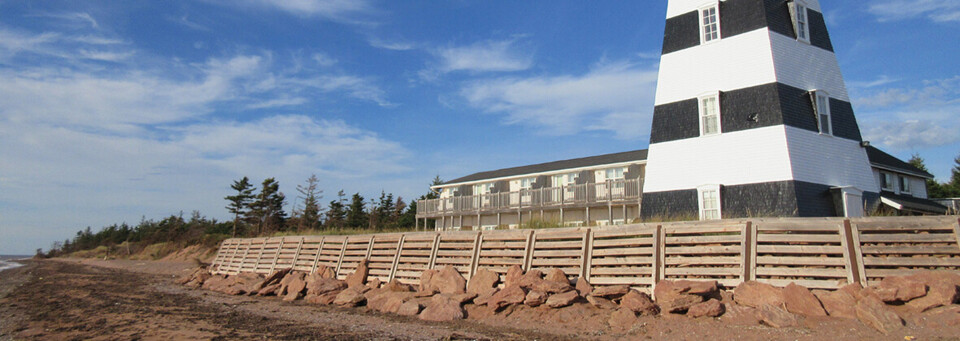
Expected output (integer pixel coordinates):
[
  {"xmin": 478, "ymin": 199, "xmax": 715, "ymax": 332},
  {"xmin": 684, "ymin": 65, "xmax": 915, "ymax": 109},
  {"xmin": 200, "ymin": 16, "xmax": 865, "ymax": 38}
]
[{"xmin": 416, "ymin": 178, "xmax": 643, "ymax": 217}]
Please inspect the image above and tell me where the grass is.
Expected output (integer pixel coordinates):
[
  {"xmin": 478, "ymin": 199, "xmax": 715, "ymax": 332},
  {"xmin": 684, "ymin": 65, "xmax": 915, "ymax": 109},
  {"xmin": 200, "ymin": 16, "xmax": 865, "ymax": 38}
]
[{"xmin": 268, "ymin": 227, "xmax": 420, "ymax": 237}]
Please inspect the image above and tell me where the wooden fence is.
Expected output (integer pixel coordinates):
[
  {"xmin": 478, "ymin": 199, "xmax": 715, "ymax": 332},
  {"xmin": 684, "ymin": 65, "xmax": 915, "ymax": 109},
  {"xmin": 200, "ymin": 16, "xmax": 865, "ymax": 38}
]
[{"xmin": 210, "ymin": 216, "xmax": 960, "ymax": 291}]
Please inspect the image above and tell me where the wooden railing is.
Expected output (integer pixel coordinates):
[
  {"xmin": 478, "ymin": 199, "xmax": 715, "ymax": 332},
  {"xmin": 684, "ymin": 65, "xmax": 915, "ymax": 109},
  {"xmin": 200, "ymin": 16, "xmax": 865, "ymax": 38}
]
[
  {"xmin": 210, "ymin": 216, "xmax": 960, "ymax": 291},
  {"xmin": 416, "ymin": 178, "xmax": 643, "ymax": 218}
]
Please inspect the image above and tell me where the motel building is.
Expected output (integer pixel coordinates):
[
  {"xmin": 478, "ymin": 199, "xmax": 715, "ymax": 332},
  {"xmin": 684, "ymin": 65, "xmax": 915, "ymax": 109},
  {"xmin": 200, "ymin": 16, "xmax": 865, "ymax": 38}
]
[{"xmin": 416, "ymin": 0, "xmax": 947, "ymax": 231}]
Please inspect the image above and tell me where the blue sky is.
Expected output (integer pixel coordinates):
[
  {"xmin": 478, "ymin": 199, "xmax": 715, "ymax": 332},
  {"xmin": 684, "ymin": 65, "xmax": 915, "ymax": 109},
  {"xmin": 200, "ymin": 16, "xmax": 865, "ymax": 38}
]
[{"xmin": 1, "ymin": 0, "xmax": 958, "ymax": 254}]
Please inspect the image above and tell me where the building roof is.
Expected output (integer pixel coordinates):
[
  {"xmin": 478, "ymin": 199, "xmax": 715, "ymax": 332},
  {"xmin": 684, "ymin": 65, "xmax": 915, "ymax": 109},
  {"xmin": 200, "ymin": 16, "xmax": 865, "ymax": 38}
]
[
  {"xmin": 865, "ymin": 146, "xmax": 935, "ymax": 179},
  {"xmin": 880, "ymin": 191, "xmax": 948, "ymax": 214},
  {"xmin": 441, "ymin": 149, "xmax": 649, "ymax": 186}
]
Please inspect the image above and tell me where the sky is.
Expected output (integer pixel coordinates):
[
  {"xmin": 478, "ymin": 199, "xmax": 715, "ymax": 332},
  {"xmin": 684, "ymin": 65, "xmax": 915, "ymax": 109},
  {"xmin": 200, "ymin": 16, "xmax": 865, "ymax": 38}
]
[{"xmin": 1, "ymin": 0, "xmax": 959, "ymax": 255}]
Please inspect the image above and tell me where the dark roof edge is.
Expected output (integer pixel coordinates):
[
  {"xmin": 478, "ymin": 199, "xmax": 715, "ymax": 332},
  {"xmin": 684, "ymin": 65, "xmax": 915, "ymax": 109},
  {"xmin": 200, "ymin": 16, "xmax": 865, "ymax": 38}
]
[
  {"xmin": 440, "ymin": 149, "xmax": 649, "ymax": 186},
  {"xmin": 865, "ymin": 146, "xmax": 935, "ymax": 179}
]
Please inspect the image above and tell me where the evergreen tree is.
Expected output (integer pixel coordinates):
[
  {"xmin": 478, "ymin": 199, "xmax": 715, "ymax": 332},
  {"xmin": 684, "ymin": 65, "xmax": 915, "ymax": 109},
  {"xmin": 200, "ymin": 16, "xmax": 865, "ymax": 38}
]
[
  {"xmin": 371, "ymin": 191, "xmax": 395, "ymax": 230},
  {"xmin": 295, "ymin": 174, "xmax": 324, "ymax": 231},
  {"xmin": 249, "ymin": 178, "xmax": 286, "ymax": 235},
  {"xmin": 909, "ymin": 154, "xmax": 948, "ymax": 199},
  {"xmin": 345, "ymin": 193, "xmax": 367, "ymax": 229},
  {"xmin": 225, "ymin": 177, "xmax": 254, "ymax": 237},
  {"xmin": 950, "ymin": 153, "xmax": 960, "ymax": 197},
  {"xmin": 396, "ymin": 197, "xmax": 416, "ymax": 228}
]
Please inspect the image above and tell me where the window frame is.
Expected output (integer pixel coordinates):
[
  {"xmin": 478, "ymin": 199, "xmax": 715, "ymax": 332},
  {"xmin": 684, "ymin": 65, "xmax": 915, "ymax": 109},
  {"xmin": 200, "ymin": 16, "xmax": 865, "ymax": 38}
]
[
  {"xmin": 899, "ymin": 175, "xmax": 911, "ymax": 195},
  {"xmin": 880, "ymin": 172, "xmax": 896, "ymax": 192},
  {"xmin": 697, "ymin": 184, "xmax": 722, "ymax": 221},
  {"xmin": 698, "ymin": 92, "xmax": 722, "ymax": 136},
  {"xmin": 812, "ymin": 90, "xmax": 832, "ymax": 136},
  {"xmin": 789, "ymin": 1, "xmax": 811, "ymax": 44},
  {"xmin": 698, "ymin": 3, "xmax": 721, "ymax": 45}
]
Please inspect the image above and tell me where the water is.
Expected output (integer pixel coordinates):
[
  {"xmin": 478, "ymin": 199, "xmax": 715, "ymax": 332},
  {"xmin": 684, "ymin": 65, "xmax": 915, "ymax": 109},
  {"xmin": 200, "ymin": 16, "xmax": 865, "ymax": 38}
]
[{"xmin": 0, "ymin": 255, "xmax": 30, "ymax": 272}]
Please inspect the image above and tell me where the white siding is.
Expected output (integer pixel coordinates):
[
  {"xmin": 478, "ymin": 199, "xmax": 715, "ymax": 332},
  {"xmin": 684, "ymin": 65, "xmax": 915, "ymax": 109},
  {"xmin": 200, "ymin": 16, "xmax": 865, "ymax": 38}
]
[
  {"xmin": 769, "ymin": 31, "xmax": 849, "ymax": 101},
  {"xmin": 785, "ymin": 126, "xmax": 878, "ymax": 192},
  {"xmin": 665, "ymin": 0, "xmax": 822, "ymax": 20},
  {"xmin": 655, "ymin": 29, "xmax": 777, "ymax": 105},
  {"xmin": 643, "ymin": 125, "xmax": 795, "ymax": 192},
  {"xmin": 909, "ymin": 177, "xmax": 928, "ymax": 198}
]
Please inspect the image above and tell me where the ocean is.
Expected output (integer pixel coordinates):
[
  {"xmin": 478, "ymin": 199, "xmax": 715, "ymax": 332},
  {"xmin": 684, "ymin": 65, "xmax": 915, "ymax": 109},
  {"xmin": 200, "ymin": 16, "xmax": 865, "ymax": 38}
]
[{"xmin": 0, "ymin": 255, "xmax": 30, "ymax": 272}]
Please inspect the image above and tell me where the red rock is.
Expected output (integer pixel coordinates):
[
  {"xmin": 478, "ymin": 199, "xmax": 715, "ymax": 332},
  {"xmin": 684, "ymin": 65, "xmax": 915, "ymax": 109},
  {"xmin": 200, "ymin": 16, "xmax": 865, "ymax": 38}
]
[
  {"xmin": 419, "ymin": 269, "xmax": 439, "ymax": 294},
  {"xmin": 366, "ymin": 277, "xmax": 381, "ymax": 290},
  {"xmin": 545, "ymin": 269, "xmax": 570, "ymax": 285},
  {"xmin": 334, "ymin": 287, "xmax": 368, "ymax": 307},
  {"xmin": 546, "ymin": 290, "xmax": 579, "ymax": 308},
  {"xmin": 474, "ymin": 289, "xmax": 498, "ymax": 306},
  {"xmin": 368, "ymin": 291, "xmax": 416, "ymax": 313},
  {"xmin": 862, "ymin": 285, "xmax": 898, "ymax": 303},
  {"xmin": 688, "ymin": 298, "xmax": 725, "ymax": 318},
  {"xmin": 906, "ymin": 282, "xmax": 960, "ymax": 312},
  {"xmin": 782, "ymin": 283, "xmax": 826, "ymax": 317},
  {"xmin": 524, "ymin": 290, "xmax": 548, "ymax": 307},
  {"xmin": 620, "ymin": 290, "xmax": 658, "ymax": 315},
  {"xmin": 488, "ymin": 285, "xmax": 527, "ymax": 310},
  {"xmin": 451, "ymin": 292, "xmax": 478, "ymax": 304},
  {"xmin": 504, "ymin": 265, "xmax": 523, "ymax": 287},
  {"xmin": 575, "ymin": 277, "xmax": 593, "ymax": 297},
  {"xmin": 586, "ymin": 295, "xmax": 619, "ymax": 310},
  {"xmin": 734, "ymin": 281, "xmax": 785, "ymax": 308},
  {"xmin": 397, "ymin": 300, "xmax": 422, "ymax": 316},
  {"xmin": 518, "ymin": 270, "xmax": 544, "ymax": 290},
  {"xmin": 839, "ymin": 283, "xmax": 864, "ymax": 300},
  {"xmin": 315, "ymin": 265, "xmax": 336, "ymax": 279},
  {"xmin": 419, "ymin": 294, "xmax": 466, "ymax": 322},
  {"xmin": 201, "ymin": 275, "xmax": 228, "ymax": 291},
  {"xmin": 907, "ymin": 270, "xmax": 960, "ymax": 288},
  {"xmin": 880, "ymin": 276, "xmax": 928, "ymax": 302},
  {"xmin": 283, "ymin": 275, "xmax": 307, "ymax": 301},
  {"xmin": 259, "ymin": 268, "xmax": 290, "ymax": 289},
  {"xmin": 278, "ymin": 272, "xmax": 305, "ymax": 296},
  {"xmin": 921, "ymin": 305, "xmax": 960, "ymax": 328},
  {"xmin": 590, "ymin": 285, "xmax": 630, "ymax": 298},
  {"xmin": 257, "ymin": 283, "xmax": 281, "ymax": 296},
  {"xmin": 856, "ymin": 296, "xmax": 904, "ymax": 334},
  {"xmin": 305, "ymin": 290, "xmax": 340, "ymax": 305},
  {"xmin": 657, "ymin": 280, "xmax": 718, "ymax": 296},
  {"xmin": 344, "ymin": 259, "xmax": 369, "ymax": 289},
  {"xmin": 306, "ymin": 278, "xmax": 347, "ymax": 296},
  {"xmin": 608, "ymin": 308, "xmax": 639, "ymax": 329},
  {"xmin": 467, "ymin": 268, "xmax": 500, "ymax": 295},
  {"xmin": 435, "ymin": 266, "xmax": 468, "ymax": 294},
  {"xmin": 658, "ymin": 293, "xmax": 703, "ymax": 314},
  {"xmin": 382, "ymin": 279, "xmax": 414, "ymax": 292},
  {"xmin": 757, "ymin": 304, "xmax": 799, "ymax": 328},
  {"xmin": 719, "ymin": 304, "xmax": 761, "ymax": 326},
  {"xmin": 813, "ymin": 289, "xmax": 857, "ymax": 319}
]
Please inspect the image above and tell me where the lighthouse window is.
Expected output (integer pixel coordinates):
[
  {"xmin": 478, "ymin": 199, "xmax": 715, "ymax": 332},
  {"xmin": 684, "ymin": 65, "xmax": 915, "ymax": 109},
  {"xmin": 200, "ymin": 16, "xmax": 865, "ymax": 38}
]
[
  {"xmin": 790, "ymin": 1, "xmax": 811, "ymax": 44},
  {"xmin": 814, "ymin": 92, "xmax": 832, "ymax": 135},
  {"xmin": 698, "ymin": 185, "xmax": 721, "ymax": 220},
  {"xmin": 700, "ymin": 5, "xmax": 720, "ymax": 44},
  {"xmin": 699, "ymin": 93, "xmax": 721, "ymax": 136}
]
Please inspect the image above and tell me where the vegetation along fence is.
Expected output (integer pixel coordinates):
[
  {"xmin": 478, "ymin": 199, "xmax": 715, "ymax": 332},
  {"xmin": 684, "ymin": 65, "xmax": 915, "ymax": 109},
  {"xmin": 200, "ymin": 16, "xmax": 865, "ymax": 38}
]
[{"xmin": 210, "ymin": 216, "xmax": 960, "ymax": 291}]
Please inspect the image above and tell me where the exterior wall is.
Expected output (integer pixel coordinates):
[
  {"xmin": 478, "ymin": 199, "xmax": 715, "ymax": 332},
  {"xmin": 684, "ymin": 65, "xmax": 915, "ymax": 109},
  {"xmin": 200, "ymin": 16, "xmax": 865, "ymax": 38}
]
[
  {"xmin": 785, "ymin": 126, "xmax": 878, "ymax": 192},
  {"xmin": 769, "ymin": 30, "xmax": 849, "ymax": 101},
  {"xmin": 665, "ymin": 0, "xmax": 821, "ymax": 19},
  {"xmin": 872, "ymin": 168, "xmax": 930, "ymax": 199}
]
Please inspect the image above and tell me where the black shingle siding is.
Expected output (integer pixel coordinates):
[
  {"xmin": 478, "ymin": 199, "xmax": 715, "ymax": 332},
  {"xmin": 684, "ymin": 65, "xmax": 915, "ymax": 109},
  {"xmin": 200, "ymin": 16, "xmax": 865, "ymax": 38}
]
[
  {"xmin": 807, "ymin": 10, "xmax": 834, "ymax": 52},
  {"xmin": 640, "ymin": 189, "xmax": 698, "ymax": 219},
  {"xmin": 720, "ymin": 0, "xmax": 769, "ymax": 39},
  {"xmin": 722, "ymin": 181, "xmax": 800, "ymax": 217},
  {"xmin": 720, "ymin": 83, "xmax": 784, "ymax": 133},
  {"xmin": 829, "ymin": 99, "xmax": 863, "ymax": 142},
  {"xmin": 650, "ymin": 98, "xmax": 700, "ymax": 144},
  {"xmin": 662, "ymin": 11, "xmax": 700, "ymax": 55}
]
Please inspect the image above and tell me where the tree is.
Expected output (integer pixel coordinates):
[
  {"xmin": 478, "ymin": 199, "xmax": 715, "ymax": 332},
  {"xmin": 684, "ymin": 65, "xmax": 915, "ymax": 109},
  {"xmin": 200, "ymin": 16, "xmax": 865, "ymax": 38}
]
[
  {"xmin": 950, "ymin": 153, "xmax": 960, "ymax": 197},
  {"xmin": 295, "ymin": 174, "xmax": 324, "ymax": 231},
  {"xmin": 345, "ymin": 193, "xmax": 367, "ymax": 229},
  {"xmin": 249, "ymin": 178, "xmax": 286, "ymax": 235},
  {"xmin": 225, "ymin": 177, "xmax": 254, "ymax": 237},
  {"xmin": 324, "ymin": 190, "xmax": 347, "ymax": 230},
  {"xmin": 370, "ymin": 191, "xmax": 396, "ymax": 231},
  {"xmin": 414, "ymin": 175, "xmax": 444, "ymax": 230},
  {"xmin": 396, "ymin": 197, "xmax": 416, "ymax": 229}
]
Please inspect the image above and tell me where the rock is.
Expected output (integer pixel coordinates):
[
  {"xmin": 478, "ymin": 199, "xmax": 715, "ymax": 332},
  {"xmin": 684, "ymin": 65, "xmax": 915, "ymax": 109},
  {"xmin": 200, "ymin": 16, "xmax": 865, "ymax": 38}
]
[
  {"xmin": 434, "ymin": 266, "xmax": 468, "ymax": 294},
  {"xmin": 590, "ymin": 285, "xmax": 630, "ymax": 298},
  {"xmin": 654, "ymin": 281, "xmax": 706, "ymax": 314},
  {"xmin": 368, "ymin": 291, "xmax": 416, "ymax": 314},
  {"xmin": 880, "ymin": 276, "xmax": 928, "ymax": 302},
  {"xmin": 813, "ymin": 289, "xmax": 857, "ymax": 319},
  {"xmin": 545, "ymin": 269, "xmax": 570, "ymax": 285},
  {"xmin": 575, "ymin": 277, "xmax": 593, "ymax": 297},
  {"xmin": 334, "ymin": 287, "xmax": 368, "ymax": 307},
  {"xmin": 419, "ymin": 269, "xmax": 439, "ymax": 294},
  {"xmin": 518, "ymin": 270, "xmax": 544, "ymax": 290},
  {"xmin": 687, "ymin": 299, "xmax": 724, "ymax": 318},
  {"xmin": 366, "ymin": 278, "xmax": 381, "ymax": 290},
  {"xmin": 467, "ymin": 268, "xmax": 500, "ymax": 295},
  {"xmin": 306, "ymin": 278, "xmax": 347, "ymax": 296},
  {"xmin": 344, "ymin": 259, "xmax": 369, "ymax": 289},
  {"xmin": 546, "ymin": 290, "xmax": 579, "ymax": 308},
  {"xmin": 657, "ymin": 280, "xmax": 718, "ymax": 296},
  {"xmin": 734, "ymin": 281, "xmax": 784, "ymax": 308},
  {"xmin": 719, "ymin": 304, "xmax": 761, "ymax": 326},
  {"xmin": 908, "ymin": 270, "xmax": 960, "ymax": 288},
  {"xmin": 474, "ymin": 289, "xmax": 498, "ymax": 306},
  {"xmin": 906, "ymin": 282, "xmax": 960, "ymax": 312},
  {"xmin": 658, "ymin": 293, "xmax": 703, "ymax": 314},
  {"xmin": 921, "ymin": 305, "xmax": 960, "ymax": 328},
  {"xmin": 782, "ymin": 283, "xmax": 826, "ymax": 317},
  {"xmin": 305, "ymin": 290, "xmax": 341, "ymax": 305},
  {"xmin": 488, "ymin": 285, "xmax": 527, "ymax": 310},
  {"xmin": 201, "ymin": 275, "xmax": 228, "ymax": 291},
  {"xmin": 419, "ymin": 294, "xmax": 466, "ymax": 322},
  {"xmin": 185, "ymin": 270, "xmax": 212, "ymax": 288},
  {"xmin": 839, "ymin": 283, "xmax": 864, "ymax": 299},
  {"xmin": 315, "ymin": 265, "xmax": 336, "ymax": 279},
  {"xmin": 620, "ymin": 290, "xmax": 658, "ymax": 315},
  {"xmin": 177, "ymin": 268, "xmax": 201, "ymax": 284},
  {"xmin": 856, "ymin": 296, "xmax": 904, "ymax": 334},
  {"xmin": 278, "ymin": 272, "xmax": 305, "ymax": 296},
  {"xmin": 504, "ymin": 265, "xmax": 523, "ymax": 287},
  {"xmin": 524, "ymin": 290, "xmax": 548, "ymax": 307},
  {"xmin": 535, "ymin": 280, "xmax": 574, "ymax": 294},
  {"xmin": 382, "ymin": 279, "xmax": 414, "ymax": 292},
  {"xmin": 608, "ymin": 308, "xmax": 639, "ymax": 329},
  {"xmin": 451, "ymin": 292, "xmax": 478, "ymax": 304},
  {"xmin": 257, "ymin": 283, "xmax": 281, "ymax": 296},
  {"xmin": 862, "ymin": 285, "xmax": 898, "ymax": 303},
  {"xmin": 283, "ymin": 274, "xmax": 307, "ymax": 301},
  {"xmin": 259, "ymin": 268, "xmax": 290, "ymax": 289},
  {"xmin": 397, "ymin": 300, "xmax": 422, "ymax": 316},
  {"xmin": 586, "ymin": 295, "xmax": 619, "ymax": 310},
  {"xmin": 757, "ymin": 304, "xmax": 799, "ymax": 328}
]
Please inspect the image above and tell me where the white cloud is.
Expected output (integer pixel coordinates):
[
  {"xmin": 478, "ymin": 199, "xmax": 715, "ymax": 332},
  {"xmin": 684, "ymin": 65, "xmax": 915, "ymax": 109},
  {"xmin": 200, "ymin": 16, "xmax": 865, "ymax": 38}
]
[
  {"xmin": 368, "ymin": 37, "xmax": 416, "ymax": 51},
  {"xmin": 312, "ymin": 52, "xmax": 337, "ymax": 66},
  {"xmin": 461, "ymin": 60, "xmax": 659, "ymax": 139},
  {"xmin": 30, "ymin": 12, "xmax": 99, "ymax": 29},
  {"xmin": 218, "ymin": 0, "xmax": 373, "ymax": 22},
  {"xmin": 862, "ymin": 120, "xmax": 960, "ymax": 150},
  {"xmin": 433, "ymin": 38, "xmax": 533, "ymax": 74},
  {"xmin": 855, "ymin": 76, "xmax": 960, "ymax": 150},
  {"xmin": 868, "ymin": 0, "xmax": 960, "ymax": 22}
]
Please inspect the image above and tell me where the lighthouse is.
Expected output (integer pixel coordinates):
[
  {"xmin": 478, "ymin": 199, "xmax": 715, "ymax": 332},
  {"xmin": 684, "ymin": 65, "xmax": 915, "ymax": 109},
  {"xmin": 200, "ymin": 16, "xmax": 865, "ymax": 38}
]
[{"xmin": 640, "ymin": 0, "xmax": 879, "ymax": 219}]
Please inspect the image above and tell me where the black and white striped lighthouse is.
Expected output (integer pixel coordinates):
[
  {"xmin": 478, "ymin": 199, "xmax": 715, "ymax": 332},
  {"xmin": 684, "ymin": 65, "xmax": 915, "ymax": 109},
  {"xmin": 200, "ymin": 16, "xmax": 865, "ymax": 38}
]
[{"xmin": 641, "ymin": 0, "xmax": 879, "ymax": 220}]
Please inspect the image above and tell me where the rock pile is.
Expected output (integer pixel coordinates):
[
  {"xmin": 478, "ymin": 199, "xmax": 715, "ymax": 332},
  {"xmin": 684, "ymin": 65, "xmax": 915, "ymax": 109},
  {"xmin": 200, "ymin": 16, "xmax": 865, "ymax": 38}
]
[{"xmin": 179, "ymin": 266, "xmax": 960, "ymax": 333}]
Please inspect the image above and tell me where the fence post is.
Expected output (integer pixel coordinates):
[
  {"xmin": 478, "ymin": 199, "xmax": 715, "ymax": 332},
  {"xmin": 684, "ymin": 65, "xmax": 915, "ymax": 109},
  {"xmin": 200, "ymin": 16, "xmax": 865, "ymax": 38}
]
[
  {"xmin": 651, "ymin": 225, "xmax": 664, "ymax": 295},
  {"xmin": 365, "ymin": 236, "xmax": 375, "ymax": 260},
  {"xmin": 740, "ymin": 221, "xmax": 755, "ymax": 283},
  {"xmin": 580, "ymin": 228, "xmax": 593, "ymax": 280},
  {"xmin": 388, "ymin": 234, "xmax": 405, "ymax": 282},
  {"xmin": 428, "ymin": 233, "xmax": 441, "ymax": 269},
  {"xmin": 469, "ymin": 232, "xmax": 483, "ymax": 279},
  {"xmin": 253, "ymin": 238, "xmax": 268, "ymax": 274},
  {"xmin": 952, "ymin": 217, "xmax": 960, "ymax": 253},
  {"xmin": 290, "ymin": 237, "xmax": 304, "ymax": 272},
  {"xmin": 268, "ymin": 238, "xmax": 284, "ymax": 273},
  {"xmin": 226, "ymin": 239, "xmax": 242, "ymax": 275},
  {"xmin": 842, "ymin": 219, "xmax": 867, "ymax": 286},
  {"xmin": 310, "ymin": 237, "xmax": 326, "ymax": 274},
  {"xmin": 236, "ymin": 239, "xmax": 253, "ymax": 275},
  {"xmin": 334, "ymin": 238, "xmax": 348, "ymax": 278},
  {"xmin": 522, "ymin": 230, "xmax": 536, "ymax": 271}
]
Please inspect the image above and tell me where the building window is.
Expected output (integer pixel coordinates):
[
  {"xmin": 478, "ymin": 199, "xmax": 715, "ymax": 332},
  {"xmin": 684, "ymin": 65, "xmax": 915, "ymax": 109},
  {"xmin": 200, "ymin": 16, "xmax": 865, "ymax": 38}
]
[
  {"xmin": 699, "ymin": 4, "xmax": 720, "ymax": 44},
  {"xmin": 699, "ymin": 93, "xmax": 721, "ymax": 136},
  {"xmin": 880, "ymin": 172, "xmax": 895, "ymax": 191},
  {"xmin": 813, "ymin": 91, "xmax": 832, "ymax": 135},
  {"xmin": 605, "ymin": 167, "xmax": 625, "ymax": 180},
  {"xmin": 899, "ymin": 176, "xmax": 911, "ymax": 195},
  {"xmin": 698, "ymin": 185, "xmax": 721, "ymax": 220},
  {"xmin": 790, "ymin": 1, "xmax": 810, "ymax": 43}
]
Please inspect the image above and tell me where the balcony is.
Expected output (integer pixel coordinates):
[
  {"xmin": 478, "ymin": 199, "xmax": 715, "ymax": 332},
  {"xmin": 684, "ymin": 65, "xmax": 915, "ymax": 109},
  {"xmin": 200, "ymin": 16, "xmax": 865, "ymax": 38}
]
[{"xmin": 416, "ymin": 178, "xmax": 643, "ymax": 218}]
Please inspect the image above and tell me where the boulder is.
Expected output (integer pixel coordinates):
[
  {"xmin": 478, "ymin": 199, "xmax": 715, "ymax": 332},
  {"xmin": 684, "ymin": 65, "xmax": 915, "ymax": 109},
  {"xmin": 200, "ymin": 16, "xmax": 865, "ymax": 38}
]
[
  {"xmin": 908, "ymin": 270, "xmax": 960, "ymax": 288},
  {"xmin": 608, "ymin": 308, "xmax": 639, "ymax": 329},
  {"xmin": 186, "ymin": 270, "xmax": 212, "ymax": 288},
  {"xmin": 334, "ymin": 287, "xmax": 368, "ymax": 307},
  {"xmin": 278, "ymin": 272, "xmax": 305, "ymax": 296},
  {"xmin": 305, "ymin": 290, "xmax": 341, "ymax": 305},
  {"xmin": 366, "ymin": 278, "xmax": 382, "ymax": 290},
  {"xmin": 259, "ymin": 268, "xmax": 291, "ymax": 289},
  {"xmin": 382, "ymin": 279, "xmax": 414, "ymax": 292},
  {"xmin": 434, "ymin": 266, "xmax": 468, "ymax": 294},
  {"xmin": 488, "ymin": 285, "xmax": 527, "ymax": 310},
  {"xmin": 734, "ymin": 281, "xmax": 784, "ymax": 308},
  {"xmin": 720, "ymin": 304, "xmax": 760, "ymax": 326},
  {"xmin": 419, "ymin": 269, "xmax": 439, "ymax": 294},
  {"xmin": 201, "ymin": 275, "xmax": 228, "ymax": 291},
  {"xmin": 518, "ymin": 270, "xmax": 545, "ymax": 290},
  {"xmin": 586, "ymin": 295, "xmax": 619, "ymax": 310},
  {"xmin": 344, "ymin": 259, "xmax": 369, "ymax": 289},
  {"xmin": 812, "ymin": 289, "xmax": 857, "ymax": 319},
  {"xmin": 306, "ymin": 278, "xmax": 347, "ymax": 296},
  {"xmin": 545, "ymin": 269, "xmax": 570, "ymax": 285},
  {"xmin": 283, "ymin": 274, "xmax": 307, "ymax": 301},
  {"xmin": 590, "ymin": 285, "xmax": 630, "ymax": 298},
  {"xmin": 653, "ymin": 281, "xmax": 707, "ymax": 314},
  {"xmin": 474, "ymin": 289, "xmax": 499, "ymax": 306},
  {"xmin": 879, "ymin": 276, "xmax": 928, "ymax": 302},
  {"xmin": 782, "ymin": 283, "xmax": 826, "ymax": 317},
  {"xmin": 687, "ymin": 299, "xmax": 724, "ymax": 318},
  {"xmin": 451, "ymin": 292, "xmax": 478, "ymax": 304},
  {"xmin": 575, "ymin": 277, "xmax": 593, "ymax": 297},
  {"xmin": 524, "ymin": 290, "xmax": 548, "ymax": 307},
  {"xmin": 656, "ymin": 280, "xmax": 718, "ymax": 296},
  {"xmin": 658, "ymin": 293, "xmax": 703, "ymax": 314},
  {"xmin": 921, "ymin": 305, "xmax": 960, "ymax": 328},
  {"xmin": 504, "ymin": 265, "xmax": 523, "ymax": 287},
  {"xmin": 257, "ymin": 283, "xmax": 282, "ymax": 296},
  {"xmin": 906, "ymin": 281, "xmax": 960, "ymax": 312},
  {"xmin": 620, "ymin": 290, "xmax": 658, "ymax": 316},
  {"xmin": 397, "ymin": 300, "xmax": 423, "ymax": 316},
  {"xmin": 546, "ymin": 290, "xmax": 579, "ymax": 308},
  {"xmin": 419, "ymin": 294, "xmax": 466, "ymax": 322},
  {"xmin": 368, "ymin": 290, "xmax": 416, "ymax": 314},
  {"xmin": 316, "ymin": 265, "xmax": 336, "ymax": 279},
  {"xmin": 861, "ymin": 285, "xmax": 898, "ymax": 303},
  {"xmin": 757, "ymin": 304, "xmax": 799, "ymax": 328},
  {"xmin": 856, "ymin": 295, "xmax": 904, "ymax": 334},
  {"xmin": 839, "ymin": 283, "xmax": 864, "ymax": 299},
  {"xmin": 466, "ymin": 268, "xmax": 500, "ymax": 295}
]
